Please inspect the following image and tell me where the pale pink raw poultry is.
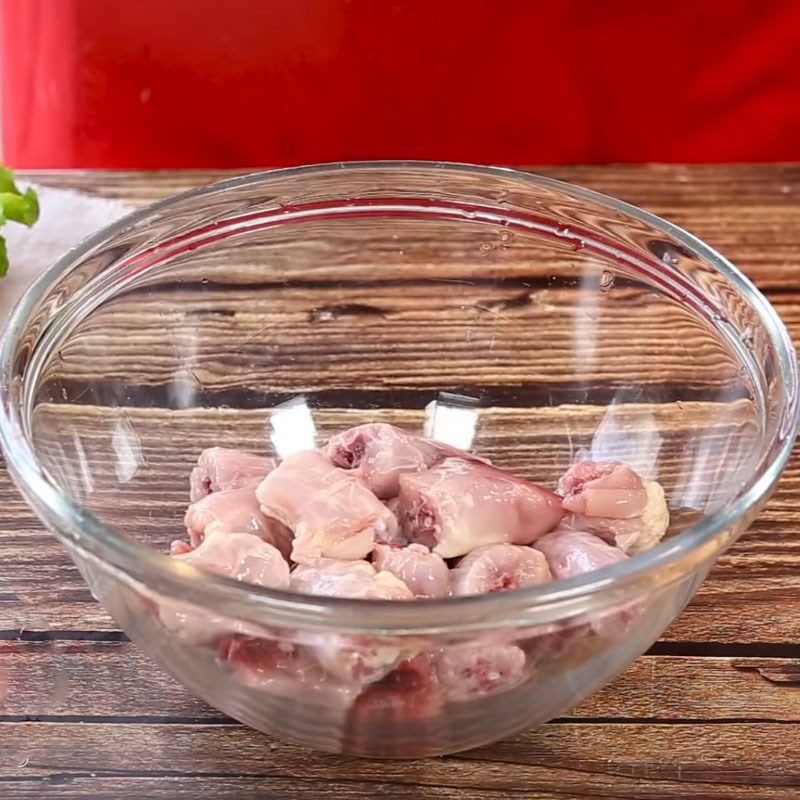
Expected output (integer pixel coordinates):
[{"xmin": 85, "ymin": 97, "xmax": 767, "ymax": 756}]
[
  {"xmin": 345, "ymin": 652, "xmax": 443, "ymax": 756},
  {"xmin": 436, "ymin": 644, "xmax": 528, "ymax": 701},
  {"xmin": 159, "ymin": 531, "xmax": 290, "ymax": 644},
  {"xmin": 326, "ymin": 423, "xmax": 489, "ymax": 500},
  {"xmin": 558, "ymin": 461, "xmax": 669, "ymax": 553},
  {"xmin": 189, "ymin": 447, "xmax": 275, "ymax": 502},
  {"xmin": 257, "ymin": 450, "xmax": 398, "ymax": 563},
  {"xmin": 176, "ymin": 530, "xmax": 290, "ymax": 586},
  {"xmin": 184, "ymin": 487, "xmax": 293, "ymax": 559},
  {"xmin": 534, "ymin": 528, "xmax": 628, "ymax": 578},
  {"xmin": 449, "ymin": 544, "xmax": 552, "ymax": 596},
  {"xmin": 169, "ymin": 539, "xmax": 194, "ymax": 556},
  {"xmin": 534, "ymin": 528, "xmax": 634, "ymax": 637},
  {"xmin": 396, "ymin": 457, "xmax": 563, "ymax": 558},
  {"xmin": 558, "ymin": 461, "xmax": 647, "ymax": 518},
  {"xmin": 380, "ymin": 498, "xmax": 409, "ymax": 546},
  {"xmin": 290, "ymin": 558, "xmax": 413, "ymax": 601},
  {"xmin": 290, "ymin": 558, "xmax": 413, "ymax": 683},
  {"xmin": 220, "ymin": 635, "xmax": 361, "ymax": 727},
  {"xmin": 372, "ymin": 543, "xmax": 450, "ymax": 598},
  {"xmin": 326, "ymin": 423, "xmax": 442, "ymax": 499}
]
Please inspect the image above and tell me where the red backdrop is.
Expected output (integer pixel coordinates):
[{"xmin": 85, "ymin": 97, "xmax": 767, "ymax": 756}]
[{"xmin": 3, "ymin": 0, "xmax": 800, "ymax": 168}]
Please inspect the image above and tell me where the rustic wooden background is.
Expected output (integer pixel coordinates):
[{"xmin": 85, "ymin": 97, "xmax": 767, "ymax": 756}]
[{"xmin": 1, "ymin": 164, "xmax": 799, "ymax": 798}]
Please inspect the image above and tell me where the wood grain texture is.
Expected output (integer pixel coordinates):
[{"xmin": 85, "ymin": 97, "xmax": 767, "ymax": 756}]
[
  {"xmin": 3, "ymin": 721, "xmax": 800, "ymax": 799},
  {"xmin": 21, "ymin": 163, "xmax": 800, "ymax": 292},
  {"xmin": 2, "ymin": 165, "xmax": 800, "ymax": 796},
  {"xmin": 3, "ymin": 641, "xmax": 800, "ymax": 722},
  {"xmin": 50, "ymin": 281, "xmax": 740, "ymax": 399}
]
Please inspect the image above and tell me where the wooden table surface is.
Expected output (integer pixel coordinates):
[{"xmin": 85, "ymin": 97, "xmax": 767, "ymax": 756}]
[{"xmin": 2, "ymin": 164, "xmax": 800, "ymax": 799}]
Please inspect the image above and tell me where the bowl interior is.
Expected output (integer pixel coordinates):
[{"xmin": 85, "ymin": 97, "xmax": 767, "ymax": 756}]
[{"xmin": 11, "ymin": 165, "xmax": 780, "ymax": 560}]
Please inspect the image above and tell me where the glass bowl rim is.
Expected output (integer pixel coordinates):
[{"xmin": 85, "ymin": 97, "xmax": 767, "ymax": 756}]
[{"xmin": 1, "ymin": 160, "xmax": 797, "ymax": 634}]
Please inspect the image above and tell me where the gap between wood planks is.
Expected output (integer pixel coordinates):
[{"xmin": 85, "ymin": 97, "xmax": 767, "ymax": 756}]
[
  {"xmin": 0, "ymin": 715, "xmax": 798, "ymax": 727},
  {"xmin": 4, "ymin": 629, "xmax": 800, "ymax": 657}
]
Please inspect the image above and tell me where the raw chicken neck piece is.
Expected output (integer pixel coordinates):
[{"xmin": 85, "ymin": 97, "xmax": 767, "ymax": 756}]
[
  {"xmin": 557, "ymin": 461, "xmax": 669, "ymax": 554},
  {"xmin": 450, "ymin": 544, "xmax": 552, "ymax": 595},
  {"xmin": 558, "ymin": 460, "xmax": 647, "ymax": 518},
  {"xmin": 326, "ymin": 422, "xmax": 488, "ymax": 500},
  {"xmin": 174, "ymin": 530, "xmax": 290, "ymax": 587},
  {"xmin": 396, "ymin": 457, "xmax": 564, "ymax": 558},
  {"xmin": 184, "ymin": 486, "xmax": 293, "ymax": 558},
  {"xmin": 159, "ymin": 532, "xmax": 290, "ymax": 645},
  {"xmin": 290, "ymin": 558, "xmax": 414, "ymax": 601},
  {"xmin": 372, "ymin": 543, "xmax": 450, "ymax": 598},
  {"xmin": 257, "ymin": 450, "xmax": 398, "ymax": 563},
  {"xmin": 190, "ymin": 447, "xmax": 275, "ymax": 502},
  {"xmin": 534, "ymin": 528, "xmax": 628, "ymax": 578},
  {"xmin": 326, "ymin": 424, "xmax": 441, "ymax": 499}
]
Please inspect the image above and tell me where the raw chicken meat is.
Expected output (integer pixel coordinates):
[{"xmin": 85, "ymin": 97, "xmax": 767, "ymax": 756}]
[
  {"xmin": 290, "ymin": 558, "xmax": 413, "ymax": 601},
  {"xmin": 159, "ymin": 531, "xmax": 290, "ymax": 644},
  {"xmin": 184, "ymin": 487, "xmax": 293, "ymax": 559},
  {"xmin": 174, "ymin": 530, "xmax": 290, "ymax": 586},
  {"xmin": 164, "ymin": 431, "xmax": 676, "ymax": 742},
  {"xmin": 326, "ymin": 423, "xmax": 441, "ymax": 499},
  {"xmin": 220, "ymin": 635, "xmax": 361, "ymax": 728},
  {"xmin": 373, "ymin": 543, "xmax": 450, "ymax": 598},
  {"xmin": 326, "ymin": 423, "xmax": 488, "ymax": 500},
  {"xmin": 304, "ymin": 633, "xmax": 406, "ymax": 685},
  {"xmin": 534, "ymin": 528, "xmax": 634, "ymax": 638},
  {"xmin": 396, "ymin": 458, "xmax": 563, "ymax": 558},
  {"xmin": 345, "ymin": 652, "xmax": 443, "ymax": 756},
  {"xmin": 558, "ymin": 461, "xmax": 669, "ymax": 553},
  {"xmin": 624, "ymin": 480, "xmax": 669, "ymax": 554},
  {"xmin": 169, "ymin": 539, "xmax": 194, "ymax": 556},
  {"xmin": 380, "ymin": 498, "xmax": 408, "ymax": 546},
  {"xmin": 436, "ymin": 644, "xmax": 528, "ymax": 701},
  {"xmin": 450, "ymin": 544, "xmax": 552, "ymax": 596},
  {"xmin": 189, "ymin": 447, "xmax": 275, "ymax": 502},
  {"xmin": 534, "ymin": 528, "xmax": 628, "ymax": 579},
  {"xmin": 290, "ymin": 559, "xmax": 413, "ymax": 682},
  {"xmin": 558, "ymin": 461, "xmax": 647, "ymax": 518},
  {"xmin": 257, "ymin": 450, "xmax": 398, "ymax": 563}
]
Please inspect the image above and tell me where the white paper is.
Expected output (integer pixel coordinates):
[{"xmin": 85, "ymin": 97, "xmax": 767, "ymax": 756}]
[{"xmin": 0, "ymin": 183, "xmax": 135, "ymax": 323}]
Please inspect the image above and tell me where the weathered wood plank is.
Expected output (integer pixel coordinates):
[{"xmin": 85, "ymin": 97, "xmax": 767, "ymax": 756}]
[
  {"xmin": 20, "ymin": 164, "xmax": 800, "ymax": 294},
  {"xmin": 46, "ymin": 280, "xmax": 741, "ymax": 401},
  {"xmin": 3, "ymin": 641, "xmax": 800, "ymax": 722},
  {"xmin": 2, "ymin": 721, "xmax": 800, "ymax": 798},
  {"xmin": 0, "ymin": 777, "xmax": 558, "ymax": 800}
]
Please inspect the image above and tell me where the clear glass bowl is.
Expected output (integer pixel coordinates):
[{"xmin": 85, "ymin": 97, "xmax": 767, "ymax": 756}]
[{"xmin": 1, "ymin": 163, "xmax": 797, "ymax": 757}]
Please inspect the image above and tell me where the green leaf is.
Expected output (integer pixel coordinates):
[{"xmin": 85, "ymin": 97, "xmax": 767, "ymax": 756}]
[
  {"xmin": 0, "ymin": 236, "xmax": 8, "ymax": 278},
  {"xmin": 0, "ymin": 188, "xmax": 39, "ymax": 227},
  {"xmin": 0, "ymin": 164, "xmax": 39, "ymax": 277},
  {"xmin": 0, "ymin": 166, "xmax": 19, "ymax": 195}
]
